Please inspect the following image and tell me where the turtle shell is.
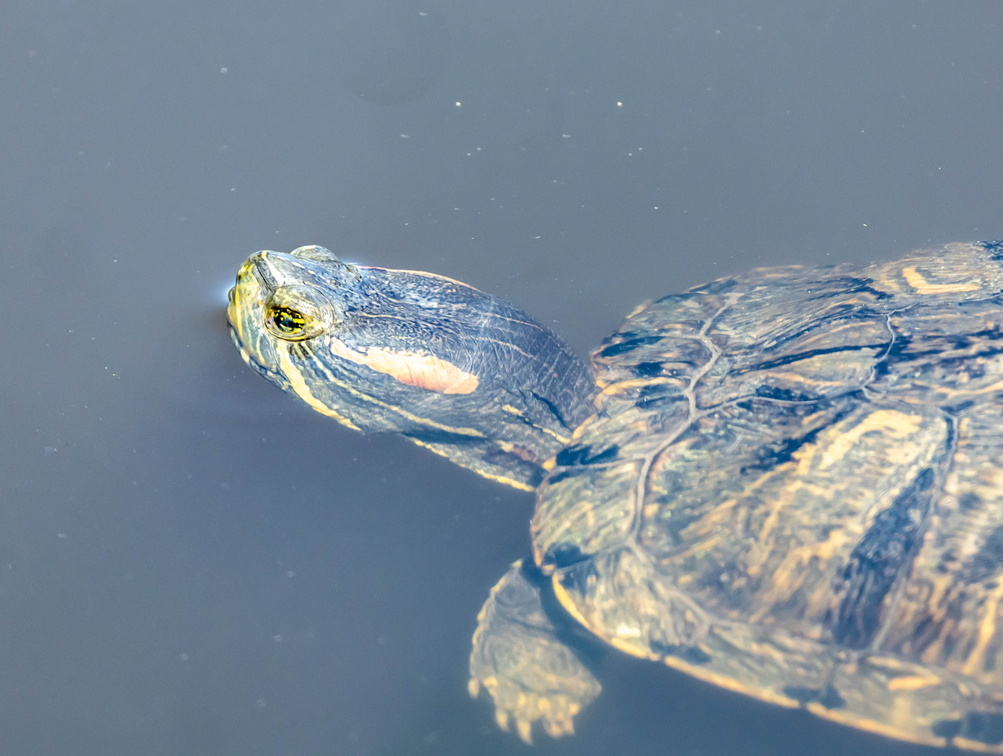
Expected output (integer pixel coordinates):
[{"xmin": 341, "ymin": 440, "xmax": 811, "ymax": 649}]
[{"xmin": 531, "ymin": 241, "xmax": 1003, "ymax": 751}]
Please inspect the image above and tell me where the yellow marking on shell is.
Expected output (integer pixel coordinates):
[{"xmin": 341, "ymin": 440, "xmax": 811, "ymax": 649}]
[
  {"xmin": 277, "ymin": 346, "xmax": 362, "ymax": 430},
  {"xmin": 819, "ymin": 409, "xmax": 922, "ymax": 470},
  {"xmin": 885, "ymin": 674, "xmax": 942, "ymax": 692},
  {"xmin": 901, "ymin": 266, "xmax": 981, "ymax": 294},
  {"xmin": 614, "ymin": 622, "xmax": 642, "ymax": 638},
  {"xmin": 952, "ymin": 377, "xmax": 1003, "ymax": 398},
  {"xmin": 746, "ymin": 410, "xmax": 926, "ymax": 599},
  {"xmin": 914, "ymin": 573, "xmax": 964, "ymax": 668},
  {"xmin": 717, "ymin": 463, "xmax": 805, "ymax": 577},
  {"xmin": 961, "ymin": 579, "xmax": 1003, "ymax": 679},
  {"xmin": 328, "ymin": 337, "xmax": 479, "ymax": 394},
  {"xmin": 745, "ymin": 637, "xmax": 798, "ymax": 667},
  {"xmin": 673, "ymin": 527, "xmax": 730, "ymax": 562},
  {"xmin": 753, "ymin": 371, "xmax": 846, "ymax": 390},
  {"xmin": 766, "ymin": 528, "xmax": 854, "ymax": 615},
  {"xmin": 625, "ymin": 299, "xmax": 652, "ymax": 319},
  {"xmin": 606, "ymin": 633, "xmax": 657, "ymax": 660}
]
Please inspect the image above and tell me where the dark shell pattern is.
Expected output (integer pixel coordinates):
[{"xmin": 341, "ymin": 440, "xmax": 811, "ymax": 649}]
[{"xmin": 534, "ymin": 241, "xmax": 1003, "ymax": 751}]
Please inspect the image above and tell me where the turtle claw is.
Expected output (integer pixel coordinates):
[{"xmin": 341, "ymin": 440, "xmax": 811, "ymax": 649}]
[
  {"xmin": 494, "ymin": 708, "xmax": 511, "ymax": 735},
  {"xmin": 470, "ymin": 561, "xmax": 601, "ymax": 742},
  {"xmin": 474, "ymin": 674, "xmax": 584, "ymax": 744},
  {"xmin": 515, "ymin": 716, "xmax": 533, "ymax": 745},
  {"xmin": 489, "ymin": 706, "xmax": 542, "ymax": 745},
  {"xmin": 543, "ymin": 711, "xmax": 575, "ymax": 738}
]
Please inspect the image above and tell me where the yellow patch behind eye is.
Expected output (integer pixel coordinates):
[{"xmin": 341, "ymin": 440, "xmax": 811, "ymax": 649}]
[{"xmin": 329, "ymin": 339, "xmax": 479, "ymax": 394}]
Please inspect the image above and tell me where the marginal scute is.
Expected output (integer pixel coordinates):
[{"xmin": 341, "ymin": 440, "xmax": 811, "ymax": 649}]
[{"xmin": 782, "ymin": 684, "xmax": 845, "ymax": 710}]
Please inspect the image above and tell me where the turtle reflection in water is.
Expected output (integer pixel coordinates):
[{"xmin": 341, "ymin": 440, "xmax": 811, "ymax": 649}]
[{"xmin": 228, "ymin": 240, "xmax": 1003, "ymax": 752}]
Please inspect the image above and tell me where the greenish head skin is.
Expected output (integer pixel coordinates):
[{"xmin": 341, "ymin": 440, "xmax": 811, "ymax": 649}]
[{"xmin": 227, "ymin": 245, "xmax": 599, "ymax": 489}]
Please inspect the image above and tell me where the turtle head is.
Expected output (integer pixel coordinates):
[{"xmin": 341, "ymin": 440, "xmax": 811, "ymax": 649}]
[{"xmin": 228, "ymin": 246, "xmax": 598, "ymax": 489}]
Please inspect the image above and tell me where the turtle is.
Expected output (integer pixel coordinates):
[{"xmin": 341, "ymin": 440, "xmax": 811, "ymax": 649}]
[{"xmin": 227, "ymin": 239, "xmax": 1003, "ymax": 752}]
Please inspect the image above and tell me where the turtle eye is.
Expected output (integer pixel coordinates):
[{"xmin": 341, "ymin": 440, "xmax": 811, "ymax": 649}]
[
  {"xmin": 267, "ymin": 305, "xmax": 309, "ymax": 336},
  {"xmin": 262, "ymin": 285, "xmax": 334, "ymax": 341}
]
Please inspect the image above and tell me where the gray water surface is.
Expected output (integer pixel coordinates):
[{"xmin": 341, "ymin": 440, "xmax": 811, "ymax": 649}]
[{"xmin": 3, "ymin": 2, "xmax": 1002, "ymax": 754}]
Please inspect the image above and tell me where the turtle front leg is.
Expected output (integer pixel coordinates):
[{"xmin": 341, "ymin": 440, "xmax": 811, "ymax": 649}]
[{"xmin": 469, "ymin": 560, "xmax": 602, "ymax": 743}]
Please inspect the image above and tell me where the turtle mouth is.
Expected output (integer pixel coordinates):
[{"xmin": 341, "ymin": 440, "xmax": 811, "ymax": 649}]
[{"xmin": 226, "ymin": 257, "xmax": 269, "ymax": 356}]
